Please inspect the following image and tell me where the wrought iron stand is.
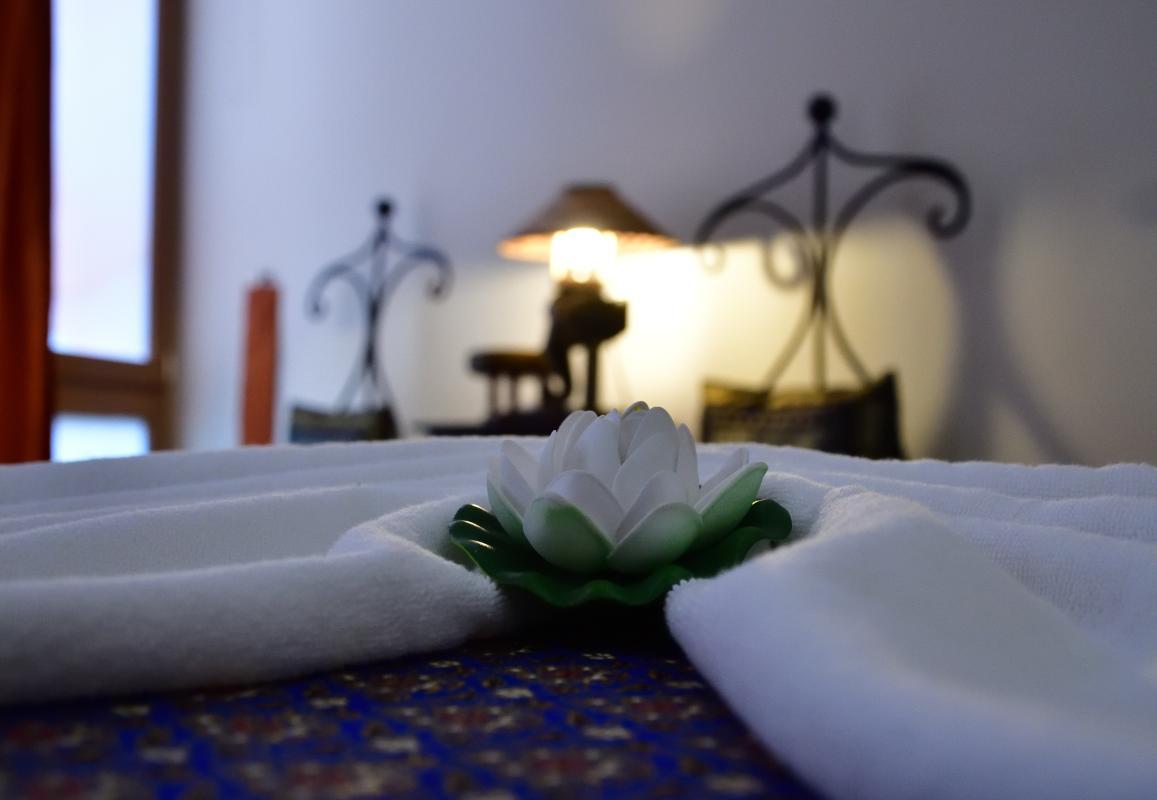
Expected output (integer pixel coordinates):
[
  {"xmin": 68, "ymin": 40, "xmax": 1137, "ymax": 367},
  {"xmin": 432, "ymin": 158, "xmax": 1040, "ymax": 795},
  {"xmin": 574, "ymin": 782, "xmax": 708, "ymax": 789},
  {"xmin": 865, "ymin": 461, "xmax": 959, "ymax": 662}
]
[
  {"xmin": 291, "ymin": 199, "xmax": 451, "ymax": 442},
  {"xmin": 695, "ymin": 94, "xmax": 971, "ymax": 456}
]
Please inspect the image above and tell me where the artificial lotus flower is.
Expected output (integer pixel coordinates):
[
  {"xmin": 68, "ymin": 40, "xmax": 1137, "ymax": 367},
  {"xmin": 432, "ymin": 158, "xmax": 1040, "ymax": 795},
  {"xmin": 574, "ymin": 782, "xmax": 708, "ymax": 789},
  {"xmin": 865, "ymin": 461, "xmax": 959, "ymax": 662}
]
[{"xmin": 486, "ymin": 402, "xmax": 767, "ymax": 575}]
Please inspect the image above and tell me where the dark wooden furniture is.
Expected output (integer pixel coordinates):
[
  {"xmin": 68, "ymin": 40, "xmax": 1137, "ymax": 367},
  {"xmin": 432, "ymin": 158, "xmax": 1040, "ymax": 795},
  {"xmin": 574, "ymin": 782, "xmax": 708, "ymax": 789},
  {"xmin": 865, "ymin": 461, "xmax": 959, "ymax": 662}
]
[{"xmin": 428, "ymin": 283, "xmax": 626, "ymax": 437}]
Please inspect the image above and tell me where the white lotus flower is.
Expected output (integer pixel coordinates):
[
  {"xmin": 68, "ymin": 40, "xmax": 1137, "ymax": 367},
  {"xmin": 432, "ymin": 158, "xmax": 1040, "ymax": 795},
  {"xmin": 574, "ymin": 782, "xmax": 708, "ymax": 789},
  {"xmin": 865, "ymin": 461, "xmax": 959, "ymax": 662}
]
[{"xmin": 486, "ymin": 402, "xmax": 768, "ymax": 575}]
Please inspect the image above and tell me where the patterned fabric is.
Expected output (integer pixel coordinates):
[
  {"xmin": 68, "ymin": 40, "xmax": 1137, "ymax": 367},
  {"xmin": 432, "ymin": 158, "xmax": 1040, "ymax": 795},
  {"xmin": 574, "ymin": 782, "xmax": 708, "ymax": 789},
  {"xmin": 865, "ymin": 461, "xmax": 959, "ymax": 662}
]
[{"xmin": 1, "ymin": 620, "xmax": 817, "ymax": 799}]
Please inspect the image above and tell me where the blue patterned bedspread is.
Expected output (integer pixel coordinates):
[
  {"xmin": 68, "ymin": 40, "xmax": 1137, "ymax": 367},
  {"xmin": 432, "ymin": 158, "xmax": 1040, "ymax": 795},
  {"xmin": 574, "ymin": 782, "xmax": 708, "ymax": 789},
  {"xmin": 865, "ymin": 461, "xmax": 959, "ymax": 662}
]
[{"xmin": 1, "ymin": 615, "xmax": 817, "ymax": 799}]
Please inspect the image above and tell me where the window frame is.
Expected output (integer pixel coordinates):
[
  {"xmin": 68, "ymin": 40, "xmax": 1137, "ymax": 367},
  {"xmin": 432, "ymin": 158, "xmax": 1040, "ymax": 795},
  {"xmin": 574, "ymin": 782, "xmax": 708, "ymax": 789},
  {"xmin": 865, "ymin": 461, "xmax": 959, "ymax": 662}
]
[{"xmin": 51, "ymin": 0, "xmax": 183, "ymax": 453}]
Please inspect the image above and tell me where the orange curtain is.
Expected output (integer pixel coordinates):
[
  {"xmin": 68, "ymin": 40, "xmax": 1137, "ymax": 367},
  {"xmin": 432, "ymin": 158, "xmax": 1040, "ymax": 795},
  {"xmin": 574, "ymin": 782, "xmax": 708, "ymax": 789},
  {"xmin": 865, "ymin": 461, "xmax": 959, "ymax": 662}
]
[{"xmin": 0, "ymin": 0, "xmax": 52, "ymax": 463}]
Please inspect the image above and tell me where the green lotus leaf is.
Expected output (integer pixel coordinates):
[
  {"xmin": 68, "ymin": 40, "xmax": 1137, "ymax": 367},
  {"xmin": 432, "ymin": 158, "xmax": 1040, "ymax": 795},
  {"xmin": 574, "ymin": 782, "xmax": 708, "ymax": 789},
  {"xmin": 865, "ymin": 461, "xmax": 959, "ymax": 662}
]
[{"xmin": 449, "ymin": 498, "xmax": 792, "ymax": 607}]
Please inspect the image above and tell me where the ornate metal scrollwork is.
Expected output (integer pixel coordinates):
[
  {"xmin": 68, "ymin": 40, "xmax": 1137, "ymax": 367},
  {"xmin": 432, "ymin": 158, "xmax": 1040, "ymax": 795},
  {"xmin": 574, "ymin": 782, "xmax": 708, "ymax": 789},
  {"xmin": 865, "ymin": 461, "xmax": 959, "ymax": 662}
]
[
  {"xmin": 305, "ymin": 198, "xmax": 452, "ymax": 411},
  {"xmin": 695, "ymin": 94, "xmax": 971, "ymax": 391}
]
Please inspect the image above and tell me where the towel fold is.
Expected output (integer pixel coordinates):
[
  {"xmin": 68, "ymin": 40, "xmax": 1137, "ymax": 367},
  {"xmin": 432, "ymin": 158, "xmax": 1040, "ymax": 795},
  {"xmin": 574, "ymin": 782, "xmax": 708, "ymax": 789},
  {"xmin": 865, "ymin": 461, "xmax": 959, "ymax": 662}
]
[
  {"xmin": 668, "ymin": 471, "xmax": 1157, "ymax": 800},
  {"xmin": 2, "ymin": 438, "xmax": 1157, "ymax": 800},
  {"xmin": 0, "ymin": 440, "xmax": 528, "ymax": 702}
]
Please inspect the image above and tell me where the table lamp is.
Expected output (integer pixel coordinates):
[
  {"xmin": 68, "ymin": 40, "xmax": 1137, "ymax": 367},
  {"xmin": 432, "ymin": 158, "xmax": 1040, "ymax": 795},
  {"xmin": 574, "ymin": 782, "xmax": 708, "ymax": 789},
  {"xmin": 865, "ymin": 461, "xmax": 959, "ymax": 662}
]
[{"xmin": 499, "ymin": 184, "xmax": 676, "ymax": 410}]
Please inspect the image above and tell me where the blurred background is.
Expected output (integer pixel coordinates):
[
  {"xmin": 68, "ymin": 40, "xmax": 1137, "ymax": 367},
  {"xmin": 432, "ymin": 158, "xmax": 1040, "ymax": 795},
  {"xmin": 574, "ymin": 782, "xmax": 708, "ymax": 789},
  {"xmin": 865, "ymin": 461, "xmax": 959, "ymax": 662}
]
[{"xmin": 4, "ymin": 0, "xmax": 1157, "ymax": 466}]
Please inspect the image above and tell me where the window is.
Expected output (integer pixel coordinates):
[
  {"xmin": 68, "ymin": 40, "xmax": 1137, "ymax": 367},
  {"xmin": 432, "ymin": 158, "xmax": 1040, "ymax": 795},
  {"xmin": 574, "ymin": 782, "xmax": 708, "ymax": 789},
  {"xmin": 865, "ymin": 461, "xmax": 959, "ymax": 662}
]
[
  {"xmin": 51, "ymin": 414, "xmax": 151, "ymax": 463},
  {"xmin": 50, "ymin": 0, "xmax": 180, "ymax": 459}
]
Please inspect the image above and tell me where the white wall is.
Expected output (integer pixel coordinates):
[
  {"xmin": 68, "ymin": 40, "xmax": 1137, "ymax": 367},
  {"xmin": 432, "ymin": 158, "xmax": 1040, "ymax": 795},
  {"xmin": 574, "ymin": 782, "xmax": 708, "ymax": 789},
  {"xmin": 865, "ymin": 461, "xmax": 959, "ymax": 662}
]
[{"xmin": 179, "ymin": 0, "xmax": 1157, "ymax": 465}]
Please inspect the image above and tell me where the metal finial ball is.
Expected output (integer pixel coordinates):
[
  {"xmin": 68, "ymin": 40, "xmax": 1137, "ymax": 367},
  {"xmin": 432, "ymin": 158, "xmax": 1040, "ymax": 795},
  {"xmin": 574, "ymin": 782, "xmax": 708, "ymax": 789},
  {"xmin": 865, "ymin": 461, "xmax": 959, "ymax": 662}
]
[
  {"xmin": 376, "ymin": 198, "xmax": 393, "ymax": 218},
  {"xmin": 808, "ymin": 95, "xmax": 836, "ymax": 125}
]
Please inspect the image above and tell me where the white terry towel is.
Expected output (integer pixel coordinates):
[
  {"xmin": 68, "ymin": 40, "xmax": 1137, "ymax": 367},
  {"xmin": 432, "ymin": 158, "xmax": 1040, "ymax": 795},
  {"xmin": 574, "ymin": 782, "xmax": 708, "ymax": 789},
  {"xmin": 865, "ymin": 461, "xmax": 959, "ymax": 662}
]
[
  {"xmin": 668, "ymin": 450, "xmax": 1157, "ymax": 800},
  {"xmin": 0, "ymin": 439, "xmax": 530, "ymax": 702}
]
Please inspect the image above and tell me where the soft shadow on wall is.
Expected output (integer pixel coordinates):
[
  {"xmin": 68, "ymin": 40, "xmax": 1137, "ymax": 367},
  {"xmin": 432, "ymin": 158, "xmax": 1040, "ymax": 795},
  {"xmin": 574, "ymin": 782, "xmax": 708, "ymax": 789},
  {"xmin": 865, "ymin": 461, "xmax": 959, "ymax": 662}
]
[
  {"xmin": 928, "ymin": 192, "xmax": 1082, "ymax": 464},
  {"xmin": 841, "ymin": 212, "xmax": 1081, "ymax": 464},
  {"xmin": 996, "ymin": 163, "xmax": 1157, "ymax": 465},
  {"xmin": 831, "ymin": 161, "xmax": 1157, "ymax": 466}
]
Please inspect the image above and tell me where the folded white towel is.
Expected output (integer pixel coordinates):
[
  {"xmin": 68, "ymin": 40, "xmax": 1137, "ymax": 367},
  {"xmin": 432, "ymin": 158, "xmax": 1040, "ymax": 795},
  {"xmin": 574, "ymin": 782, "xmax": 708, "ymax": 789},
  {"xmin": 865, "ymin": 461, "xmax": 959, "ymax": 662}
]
[
  {"xmin": 3, "ymin": 438, "xmax": 1156, "ymax": 800},
  {"xmin": 669, "ymin": 451, "xmax": 1157, "ymax": 800},
  {"xmin": 0, "ymin": 440, "xmax": 528, "ymax": 702}
]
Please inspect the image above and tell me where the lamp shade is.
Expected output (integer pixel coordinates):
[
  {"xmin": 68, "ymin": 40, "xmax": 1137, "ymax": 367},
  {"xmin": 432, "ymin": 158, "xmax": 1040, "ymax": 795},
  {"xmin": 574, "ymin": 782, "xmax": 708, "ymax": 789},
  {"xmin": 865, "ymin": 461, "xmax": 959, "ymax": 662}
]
[{"xmin": 499, "ymin": 183, "xmax": 676, "ymax": 262}]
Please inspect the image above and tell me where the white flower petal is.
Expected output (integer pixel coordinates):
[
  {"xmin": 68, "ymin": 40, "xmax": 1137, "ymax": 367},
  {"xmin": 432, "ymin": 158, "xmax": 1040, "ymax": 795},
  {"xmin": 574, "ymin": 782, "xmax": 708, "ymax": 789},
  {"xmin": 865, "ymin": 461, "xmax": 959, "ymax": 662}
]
[
  {"xmin": 674, "ymin": 424, "xmax": 698, "ymax": 503},
  {"xmin": 486, "ymin": 458, "xmax": 502, "ymax": 510},
  {"xmin": 501, "ymin": 440, "xmax": 539, "ymax": 495},
  {"xmin": 611, "ymin": 432, "xmax": 678, "ymax": 512},
  {"xmin": 536, "ymin": 430, "xmax": 559, "ymax": 489},
  {"xmin": 487, "ymin": 475, "xmax": 528, "ymax": 545},
  {"xmin": 698, "ymin": 448, "xmax": 749, "ymax": 499},
  {"xmin": 555, "ymin": 410, "xmax": 597, "ymax": 472},
  {"xmin": 523, "ymin": 495, "xmax": 614, "ymax": 574},
  {"xmin": 616, "ymin": 471, "xmax": 687, "ymax": 543},
  {"xmin": 694, "ymin": 462, "xmax": 768, "ymax": 549},
  {"xmin": 618, "ymin": 404, "xmax": 648, "ymax": 460},
  {"xmin": 498, "ymin": 454, "xmax": 535, "ymax": 515},
  {"xmin": 488, "ymin": 403, "xmax": 750, "ymax": 575},
  {"xmin": 571, "ymin": 415, "xmax": 621, "ymax": 490},
  {"xmin": 607, "ymin": 502, "xmax": 701, "ymax": 574},
  {"xmin": 627, "ymin": 407, "xmax": 678, "ymax": 456},
  {"xmin": 543, "ymin": 470, "xmax": 624, "ymax": 542}
]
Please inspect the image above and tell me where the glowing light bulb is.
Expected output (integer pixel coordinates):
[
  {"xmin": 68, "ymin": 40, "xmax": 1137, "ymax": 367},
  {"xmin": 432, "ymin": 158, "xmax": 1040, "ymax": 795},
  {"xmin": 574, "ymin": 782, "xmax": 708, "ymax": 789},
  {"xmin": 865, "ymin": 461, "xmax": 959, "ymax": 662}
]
[{"xmin": 548, "ymin": 227, "xmax": 618, "ymax": 284}]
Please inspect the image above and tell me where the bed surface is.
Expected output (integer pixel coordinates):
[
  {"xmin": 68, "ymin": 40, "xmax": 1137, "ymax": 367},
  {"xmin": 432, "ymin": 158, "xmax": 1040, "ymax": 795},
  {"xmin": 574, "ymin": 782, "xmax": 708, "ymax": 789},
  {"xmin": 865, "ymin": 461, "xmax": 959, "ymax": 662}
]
[
  {"xmin": 5, "ymin": 439, "xmax": 1156, "ymax": 799},
  {"xmin": 1, "ymin": 618, "xmax": 816, "ymax": 799}
]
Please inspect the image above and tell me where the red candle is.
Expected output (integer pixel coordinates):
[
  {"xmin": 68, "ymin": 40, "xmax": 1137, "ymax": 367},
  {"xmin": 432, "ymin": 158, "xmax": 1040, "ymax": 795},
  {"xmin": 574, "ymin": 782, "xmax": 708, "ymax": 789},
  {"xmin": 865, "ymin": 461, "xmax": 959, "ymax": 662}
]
[{"xmin": 242, "ymin": 279, "xmax": 278, "ymax": 445}]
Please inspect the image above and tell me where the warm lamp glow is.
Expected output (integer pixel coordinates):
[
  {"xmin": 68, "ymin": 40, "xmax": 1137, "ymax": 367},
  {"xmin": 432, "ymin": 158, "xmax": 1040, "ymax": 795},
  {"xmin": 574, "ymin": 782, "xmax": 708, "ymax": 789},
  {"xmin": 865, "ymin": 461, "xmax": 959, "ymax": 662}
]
[
  {"xmin": 549, "ymin": 227, "xmax": 618, "ymax": 283},
  {"xmin": 492, "ymin": 184, "xmax": 669, "ymax": 413},
  {"xmin": 498, "ymin": 184, "xmax": 676, "ymax": 265}
]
